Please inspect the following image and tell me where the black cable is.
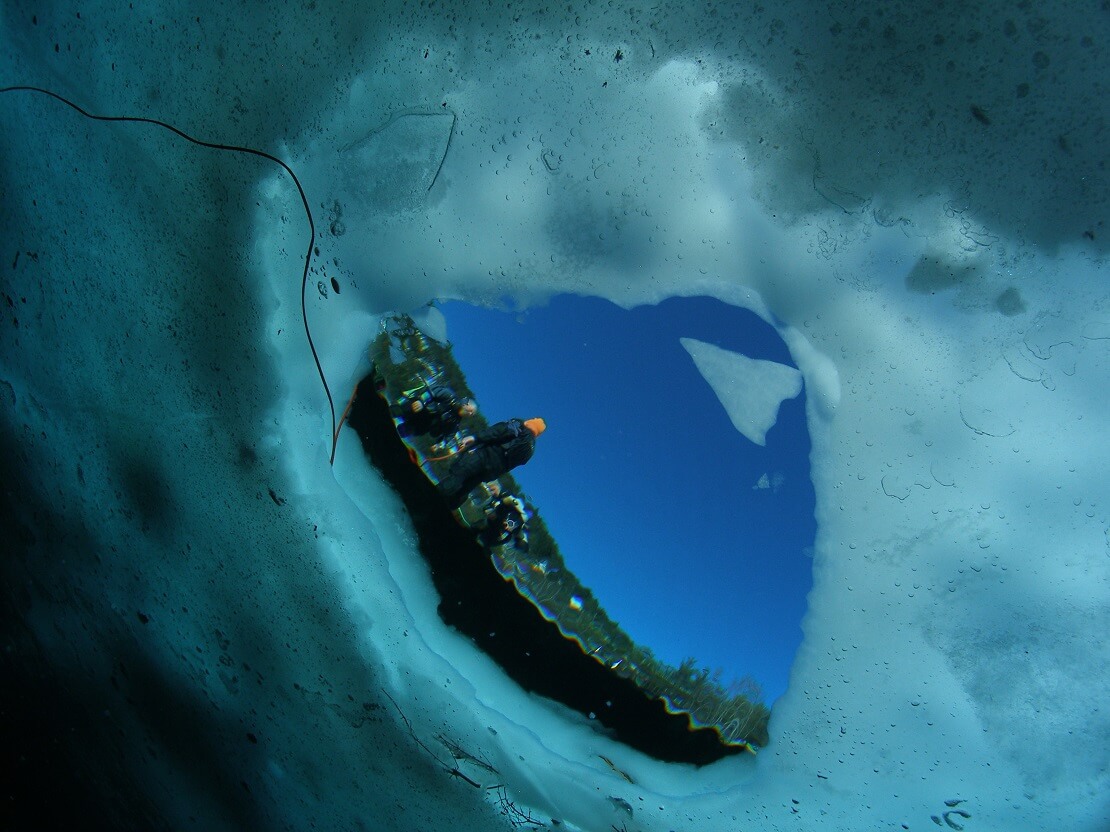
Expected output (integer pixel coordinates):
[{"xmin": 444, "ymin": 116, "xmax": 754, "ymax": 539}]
[
  {"xmin": 0, "ymin": 85, "xmax": 341, "ymax": 463},
  {"xmin": 339, "ymin": 106, "xmax": 456, "ymax": 193}
]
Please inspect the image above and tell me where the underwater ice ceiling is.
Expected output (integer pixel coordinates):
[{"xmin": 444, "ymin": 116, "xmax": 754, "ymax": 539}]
[{"xmin": 2, "ymin": 2, "xmax": 1107, "ymax": 831}]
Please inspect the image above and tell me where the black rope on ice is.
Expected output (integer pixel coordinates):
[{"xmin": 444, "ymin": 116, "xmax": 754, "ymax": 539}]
[
  {"xmin": 0, "ymin": 85, "xmax": 343, "ymax": 464},
  {"xmin": 339, "ymin": 105, "xmax": 457, "ymax": 193}
]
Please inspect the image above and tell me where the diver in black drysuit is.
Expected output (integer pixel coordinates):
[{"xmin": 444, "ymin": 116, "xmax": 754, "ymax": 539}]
[
  {"xmin": 438, "ymin": 417, "xmax": 545, "ymax": 509},
  {"xmin": 477, "ymin": 490, "xmax": 530, "ymax": 551},
  {"xmin": 397, "ymin": 386, "xmax": 475, "ymax": 441}
]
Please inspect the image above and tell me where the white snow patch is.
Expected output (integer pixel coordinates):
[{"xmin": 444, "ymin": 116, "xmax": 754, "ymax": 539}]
[{"xmin": 680, "ymin": 337, "xmax": 803, "ymax": 446}]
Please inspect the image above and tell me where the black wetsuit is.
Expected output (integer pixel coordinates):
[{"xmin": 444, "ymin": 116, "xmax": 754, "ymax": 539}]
[
  {"xmin": 439, "ymin": 419, "xmax": 536, "ymax": 509},
  {"xmin": 478, "ymin": 496, "xmax": 529, "ymax": 550},
  {"xmin": 398, "ymin": 386, "xmax": 464, "ymax": 440}
]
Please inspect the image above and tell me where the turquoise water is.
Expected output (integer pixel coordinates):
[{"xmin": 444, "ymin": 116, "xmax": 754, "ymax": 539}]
[{"xmin": 2, "ymin": 3, "xmax": 1106, "ymax": 830}]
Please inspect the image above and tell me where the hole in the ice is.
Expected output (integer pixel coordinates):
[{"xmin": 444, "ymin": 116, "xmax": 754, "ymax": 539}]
[{"xmin": 431, "ymin": 295, "xmax": 815, "ymax": 714}]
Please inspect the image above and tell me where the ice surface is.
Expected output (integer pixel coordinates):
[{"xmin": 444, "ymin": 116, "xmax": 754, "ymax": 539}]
[
  {"xmin": 680, "ymin": 337, "xmax": 802, "ymax": 446},
  {"xmin": 2, "ymin": 2, "xmax": 1108, "ymax": 831}
]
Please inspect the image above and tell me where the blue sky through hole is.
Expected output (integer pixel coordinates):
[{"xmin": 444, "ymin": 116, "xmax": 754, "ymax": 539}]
[{"xmin": 439, "ymin": 295, "xmax": 816, "ymax": 704}]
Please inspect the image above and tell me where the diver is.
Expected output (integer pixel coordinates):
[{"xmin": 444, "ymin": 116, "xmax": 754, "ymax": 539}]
[
  {"xmin": 475, "ymin": 483, "xmax": 530, "ymax": 552},
  {"xmin": 396, "ymin": 386, "xmax": 477, "ymax": 443},
  {"xmin": 438, "ymin": 417, "xmax": 546, "ymax": 509}
]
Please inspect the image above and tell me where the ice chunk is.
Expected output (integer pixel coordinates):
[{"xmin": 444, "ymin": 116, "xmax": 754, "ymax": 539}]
[{"xmin": 680, "ymin": 337, "xmax": 803, "ymax": 445}]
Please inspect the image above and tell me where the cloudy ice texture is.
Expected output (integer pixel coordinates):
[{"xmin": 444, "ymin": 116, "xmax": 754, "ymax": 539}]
[{"xmin": 1, "ymin": 2, "xmax": 1108, "ymax": 831}]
